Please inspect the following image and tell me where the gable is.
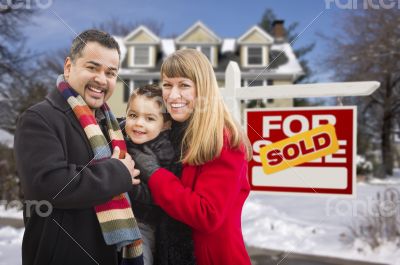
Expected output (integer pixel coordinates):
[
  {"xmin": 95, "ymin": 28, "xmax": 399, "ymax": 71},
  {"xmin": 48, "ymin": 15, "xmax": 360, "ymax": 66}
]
[
  {"xmin": 124, "ymin": 26, "xmax": 160, "ymax": 44},
  {"xmin": 180, "ymin": 26, "xmax": 219, "ymax": 43},
  {"xmin": 238, "ymin": 26, "xmax": 274, "ymax": 45},
  {"xmin": 126, "ymin": 31, "xmax": 157, "ymax": 43},
  {"xmin": 177, "ymin": 21, "xmax": 221, "ymax": 44},
  {"xmin": 240, "ymin": 31, "xmax": 270, "ymax": 44}
]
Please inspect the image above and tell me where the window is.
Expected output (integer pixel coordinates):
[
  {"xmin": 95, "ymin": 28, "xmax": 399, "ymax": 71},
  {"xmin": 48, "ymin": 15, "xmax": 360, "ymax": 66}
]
[
  {"xmin": 248, "ymin": 80, "xmax": 263, "ymax": 87},
  {"xmin": 244, "ymin": 79, "xmax": 274, "ymax": 105},
  {"xmin": 247, "ymin": 47, "xmax": 262, "ymax": 65},
  {"xmin": 244, "ymin": 79, "xmax": 264, "ymax": 87},
  {"xmin": 267, "ymin": 80, "xmax": 274, "ymax": 104},
  {"xmin": 185, "ymin": 45, "xmax": 213, "ymax": 63},
  {"xmin": 123, "ymin": 79, "xmax": 130, "ymax": 102},
  {"xmin": 133, "ymin": 80, "xmax": 151, "ymax": 90},
  {"xmin": 201, "ymin": 46, "xmax": 212, "ymax": 61},
  {"xmin": 134, "ymin": 46, "xmax": 150, "ymax": 65}
]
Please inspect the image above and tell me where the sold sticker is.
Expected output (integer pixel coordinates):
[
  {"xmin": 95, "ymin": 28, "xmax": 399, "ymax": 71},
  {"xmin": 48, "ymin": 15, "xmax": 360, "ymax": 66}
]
[{"xmin": 259, "ymin": 124, "xmax": 339, "ymax": 174}]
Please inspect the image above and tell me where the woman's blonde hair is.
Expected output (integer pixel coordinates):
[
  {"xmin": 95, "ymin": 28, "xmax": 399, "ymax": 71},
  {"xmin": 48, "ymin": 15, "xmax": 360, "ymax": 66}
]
[{"xmin": 161, "ymin": 49, "xmax": 252, "ymax": 165}]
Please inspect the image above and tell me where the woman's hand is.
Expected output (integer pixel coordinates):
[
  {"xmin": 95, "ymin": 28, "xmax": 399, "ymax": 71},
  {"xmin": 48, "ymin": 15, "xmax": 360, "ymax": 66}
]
[{"xmin": 130, "ymin": 145, "xmax": 161, "ymax": 183}]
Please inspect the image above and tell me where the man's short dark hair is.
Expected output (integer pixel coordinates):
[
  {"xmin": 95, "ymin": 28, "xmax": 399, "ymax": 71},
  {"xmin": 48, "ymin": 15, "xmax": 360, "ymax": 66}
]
[{"xmin": 69, "ymin": 29, "xmax": 121, "ymax": 62}]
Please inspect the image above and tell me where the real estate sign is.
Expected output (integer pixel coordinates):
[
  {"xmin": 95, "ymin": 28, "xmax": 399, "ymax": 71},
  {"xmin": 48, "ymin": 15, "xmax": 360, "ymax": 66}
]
[{"xmin": 246, "ymin": 106, "xmax": 357, "ymax": 196}]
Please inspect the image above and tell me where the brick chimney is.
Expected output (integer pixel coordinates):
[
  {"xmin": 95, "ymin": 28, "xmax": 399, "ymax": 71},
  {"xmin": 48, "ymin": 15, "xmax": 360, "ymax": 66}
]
[{"xmin": 272, "ymin": 20, "xmax": 285, "ymax": 42}]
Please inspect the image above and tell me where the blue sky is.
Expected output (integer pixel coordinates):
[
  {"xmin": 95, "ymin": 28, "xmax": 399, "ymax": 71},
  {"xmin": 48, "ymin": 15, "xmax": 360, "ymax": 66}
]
[{"xmin": 24, "ymin": 0, "xmax": 347, "ymax": 81}]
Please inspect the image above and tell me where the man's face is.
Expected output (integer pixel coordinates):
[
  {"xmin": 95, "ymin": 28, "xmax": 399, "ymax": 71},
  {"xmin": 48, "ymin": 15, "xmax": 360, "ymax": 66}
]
[{"xmin": 64, "ymin": 42, "xmax": 119, "ymax": 110}]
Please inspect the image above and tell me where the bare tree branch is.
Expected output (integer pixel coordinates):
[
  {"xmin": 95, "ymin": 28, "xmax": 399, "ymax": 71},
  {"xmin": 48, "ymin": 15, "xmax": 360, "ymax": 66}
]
[{"xmin": 321, "ymin": 8, "xmax": 400, "ymax": 177}]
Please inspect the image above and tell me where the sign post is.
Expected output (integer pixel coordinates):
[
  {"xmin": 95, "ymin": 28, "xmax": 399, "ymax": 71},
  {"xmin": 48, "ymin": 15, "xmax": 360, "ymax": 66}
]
[{"xmin": 222, "ymin": 61, "xmax": 379, "ymax": 196}]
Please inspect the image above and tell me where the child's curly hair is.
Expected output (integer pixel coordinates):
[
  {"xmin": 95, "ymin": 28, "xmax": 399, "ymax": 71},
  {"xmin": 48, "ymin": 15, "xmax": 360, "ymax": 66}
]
[{"xmin": 126, "ymin": 84, "xmax": 171, "ymax": 122}]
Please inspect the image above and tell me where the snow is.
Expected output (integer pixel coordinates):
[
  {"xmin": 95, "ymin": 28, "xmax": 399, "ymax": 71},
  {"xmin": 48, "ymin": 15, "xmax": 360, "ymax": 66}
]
[
  {"xmin": 271, "ymin": 43, "xmax": 304, "ymax": 75},
  {"xmin": 0, "ymin": 129, "xmax": 13, "ymax": 148},
  {"xmin": 221, "ymin": 38, "xmax": 236, "ymax": 53},
  {"xmin": 161, "ymin": 39, "xmax": 176, "ymax": 56},
  {"xmin": 113, "ymin": 36, "xmax": 127, "ymax": 63},
  {"xmin": 243, "ymin": 182, "xmax": 400, "ymax": 264},
  {"xmin": 368, "ymin": 168, "xmax": 400, "ymax": 185},
  {"xmin": 369, "ymin": 177, "xmax": 400, "ymax": 186},
  {"xmin": 0, "ymin": 206, "xmax": 22, "ymax": 219},
  {"xmin": 0, "ymin": 227, "xmax": 23, "ymax": 265},
  {"xmin": 1, "ymin": 181, "xmax": 399, "ymax": 264}
]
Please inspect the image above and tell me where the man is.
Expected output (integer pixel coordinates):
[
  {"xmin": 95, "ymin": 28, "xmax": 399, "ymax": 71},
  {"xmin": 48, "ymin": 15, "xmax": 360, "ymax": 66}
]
[{"xmin": 14, "ymin": 30, "xmax": 140, "ymax": 265}]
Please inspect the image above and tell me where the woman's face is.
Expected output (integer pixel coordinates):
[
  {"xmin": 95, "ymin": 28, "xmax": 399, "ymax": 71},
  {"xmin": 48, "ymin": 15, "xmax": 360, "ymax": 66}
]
[{"xmin": 161, "ymin": 75, "xmax": 196, "ymax": 122}]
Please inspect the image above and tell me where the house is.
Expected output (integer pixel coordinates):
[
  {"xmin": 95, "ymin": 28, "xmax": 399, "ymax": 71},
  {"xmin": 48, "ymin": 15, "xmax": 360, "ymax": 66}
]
[{"xmin": 109, "ymin": 20, "xmax": 304, "ymax": 117}]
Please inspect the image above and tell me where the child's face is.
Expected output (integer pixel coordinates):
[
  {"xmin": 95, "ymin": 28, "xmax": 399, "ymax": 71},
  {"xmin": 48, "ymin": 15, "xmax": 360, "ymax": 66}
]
[{"xmin": 125, "ymin": 95, "xmax": 167, "ymax": 144}]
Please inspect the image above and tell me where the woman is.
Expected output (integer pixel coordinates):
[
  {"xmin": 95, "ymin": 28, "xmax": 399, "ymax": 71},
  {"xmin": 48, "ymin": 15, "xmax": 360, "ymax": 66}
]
[{"xmin": 132, "ymin": 49, "xmax": 252, "ymax": 265}]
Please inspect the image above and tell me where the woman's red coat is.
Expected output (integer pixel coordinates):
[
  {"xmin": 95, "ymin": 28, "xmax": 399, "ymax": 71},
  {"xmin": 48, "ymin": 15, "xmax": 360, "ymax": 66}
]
[{"xmin": 148, "ymin": 143, "xmax": 251, "ymax": 265}]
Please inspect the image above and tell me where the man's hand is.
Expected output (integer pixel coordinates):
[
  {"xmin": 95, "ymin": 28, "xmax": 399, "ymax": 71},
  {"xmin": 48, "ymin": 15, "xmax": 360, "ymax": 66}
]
[{"xmin": 112, "ymin": 146, "xmax": 140, "ymax": 185}]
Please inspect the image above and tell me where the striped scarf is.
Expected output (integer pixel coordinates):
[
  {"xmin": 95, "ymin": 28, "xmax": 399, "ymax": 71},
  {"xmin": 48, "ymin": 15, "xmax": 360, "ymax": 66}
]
[{"xmin": 57, "ymin": 75, "xmax": 143, "ymax": 265}]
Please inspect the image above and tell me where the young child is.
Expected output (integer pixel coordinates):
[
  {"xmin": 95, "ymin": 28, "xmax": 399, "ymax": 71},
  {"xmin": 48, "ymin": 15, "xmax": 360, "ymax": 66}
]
[{"xmin": 124, "ymin": 84, "xmax": 173, "ymax": 265}]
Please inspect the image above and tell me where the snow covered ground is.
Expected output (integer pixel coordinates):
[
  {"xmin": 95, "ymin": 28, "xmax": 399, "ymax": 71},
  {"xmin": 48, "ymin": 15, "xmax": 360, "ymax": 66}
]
[
  {"xmin": 1, "ymin": 180, "xmax": 399, "ymax": 264},
  {"xmin": 0, "ymin": 206, "xmax": 23, "ymax": 219},
  {"xmin": 0, "ymin": 227, "xmax": 23, "ymax": 265},
  {"xmin": 243, "ymin": 182, "xmax": 400, "ymax": 264}
]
